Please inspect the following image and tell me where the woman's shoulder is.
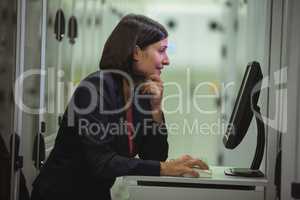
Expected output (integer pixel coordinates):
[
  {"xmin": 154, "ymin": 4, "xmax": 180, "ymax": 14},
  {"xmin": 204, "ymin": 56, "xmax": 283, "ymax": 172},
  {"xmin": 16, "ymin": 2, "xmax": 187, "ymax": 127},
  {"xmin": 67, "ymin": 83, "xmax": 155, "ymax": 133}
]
[
  {"xmin": 74, "ymin": 70, "xmax": 122, "ymax": 100},
  {"xmin": 81, "ymin": 70, "xmax": 121, "ymax": 86}
]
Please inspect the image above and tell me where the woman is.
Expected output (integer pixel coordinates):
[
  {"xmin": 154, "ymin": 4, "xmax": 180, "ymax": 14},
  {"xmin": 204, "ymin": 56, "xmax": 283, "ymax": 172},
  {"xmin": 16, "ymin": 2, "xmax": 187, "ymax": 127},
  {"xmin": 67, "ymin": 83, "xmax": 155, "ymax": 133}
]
[{"xmin": 31, "ymin": 14, "xmax": 208, "ymax": 200}]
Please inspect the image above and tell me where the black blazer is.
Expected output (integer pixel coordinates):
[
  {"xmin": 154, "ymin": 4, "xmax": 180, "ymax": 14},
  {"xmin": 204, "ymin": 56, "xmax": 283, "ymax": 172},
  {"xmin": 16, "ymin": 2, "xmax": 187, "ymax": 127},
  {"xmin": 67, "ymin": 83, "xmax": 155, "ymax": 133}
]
[{"xmin": 32, "ymin": 71, "xmax": 168, "ymax": 200}]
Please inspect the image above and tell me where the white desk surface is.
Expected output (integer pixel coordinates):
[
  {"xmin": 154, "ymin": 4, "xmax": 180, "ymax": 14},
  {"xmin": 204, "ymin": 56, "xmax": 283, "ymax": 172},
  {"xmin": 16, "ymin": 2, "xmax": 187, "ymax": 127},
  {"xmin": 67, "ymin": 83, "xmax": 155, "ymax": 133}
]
[{"xmin": 124, "ymin": 166, "xmax": 268, "ymax": 187}]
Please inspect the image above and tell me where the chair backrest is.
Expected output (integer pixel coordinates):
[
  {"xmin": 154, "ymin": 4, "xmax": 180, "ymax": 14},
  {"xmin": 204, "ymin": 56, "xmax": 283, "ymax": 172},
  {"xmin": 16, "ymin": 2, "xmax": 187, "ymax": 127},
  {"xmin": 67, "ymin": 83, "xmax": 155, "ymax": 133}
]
[
  {"xmin": 0, "ymin": 133, "xmax": 30, "ymax": 200},
  {"xmin": 0, "ymin": 133, "xmax": 10, "ymax": 200}
]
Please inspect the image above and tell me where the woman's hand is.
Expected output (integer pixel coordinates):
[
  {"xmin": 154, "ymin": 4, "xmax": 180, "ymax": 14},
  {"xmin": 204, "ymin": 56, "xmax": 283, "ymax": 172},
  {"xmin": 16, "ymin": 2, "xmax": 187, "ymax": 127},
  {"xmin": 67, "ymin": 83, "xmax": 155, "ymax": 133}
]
[
  {"xmin": 160, "ymin": 155, "xmax": 209, "ymax": 177},
  {"xmin": 140, "ymin": 74, "xmax": 164, "ymax": 122},
  {"xmin": 141, "ymin": 74, "xmax": 163, "ymax": 110}
]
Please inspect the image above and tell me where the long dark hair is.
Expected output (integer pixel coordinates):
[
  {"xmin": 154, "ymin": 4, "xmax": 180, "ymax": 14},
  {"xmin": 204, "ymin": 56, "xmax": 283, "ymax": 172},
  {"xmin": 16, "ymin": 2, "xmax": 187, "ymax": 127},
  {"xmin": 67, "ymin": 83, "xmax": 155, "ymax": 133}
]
[{"xmin": 99, "ymin": 14, "xmax": 168, "ymax": 74}]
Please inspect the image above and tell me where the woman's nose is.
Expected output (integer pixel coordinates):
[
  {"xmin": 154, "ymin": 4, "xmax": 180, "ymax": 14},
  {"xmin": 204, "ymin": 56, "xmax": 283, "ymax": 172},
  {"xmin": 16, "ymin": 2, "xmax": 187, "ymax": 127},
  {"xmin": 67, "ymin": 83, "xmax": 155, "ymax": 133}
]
[{"xmin": 162, "ymin": 55, "xmax": 170, "ymax": 66}]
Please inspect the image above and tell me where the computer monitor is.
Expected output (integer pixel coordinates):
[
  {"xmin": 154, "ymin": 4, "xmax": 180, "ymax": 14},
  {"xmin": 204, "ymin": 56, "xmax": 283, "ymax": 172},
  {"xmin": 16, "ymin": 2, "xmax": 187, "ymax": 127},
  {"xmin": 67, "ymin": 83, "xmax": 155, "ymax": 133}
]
[{"xmin": 223, "ymin": 61, "xmax": 265, "ymax": 177}]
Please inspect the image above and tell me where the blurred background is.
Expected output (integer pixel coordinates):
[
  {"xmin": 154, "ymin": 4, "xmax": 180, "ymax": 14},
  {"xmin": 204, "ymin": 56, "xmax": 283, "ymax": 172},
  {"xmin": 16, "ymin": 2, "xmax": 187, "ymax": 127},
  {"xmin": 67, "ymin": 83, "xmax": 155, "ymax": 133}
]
[{"xmin": 0, "ymin": 0, "xmax": 269, "ymax": 199}]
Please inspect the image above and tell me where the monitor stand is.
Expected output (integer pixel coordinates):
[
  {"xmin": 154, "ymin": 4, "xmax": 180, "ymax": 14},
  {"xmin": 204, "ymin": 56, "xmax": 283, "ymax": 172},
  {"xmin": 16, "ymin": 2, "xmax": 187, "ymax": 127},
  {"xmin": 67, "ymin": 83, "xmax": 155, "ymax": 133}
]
[{"xmin": 224, "ymin": 106, "xmax": 265, "ymax": 178}]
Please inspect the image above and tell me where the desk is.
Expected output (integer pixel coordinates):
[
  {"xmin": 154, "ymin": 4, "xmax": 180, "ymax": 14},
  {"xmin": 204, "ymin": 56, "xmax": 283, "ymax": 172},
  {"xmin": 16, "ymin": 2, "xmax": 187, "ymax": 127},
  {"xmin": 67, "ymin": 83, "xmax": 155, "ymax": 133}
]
[{"xmin": 123, "ymin": 166, "xmax": 268, "ymax": 200}]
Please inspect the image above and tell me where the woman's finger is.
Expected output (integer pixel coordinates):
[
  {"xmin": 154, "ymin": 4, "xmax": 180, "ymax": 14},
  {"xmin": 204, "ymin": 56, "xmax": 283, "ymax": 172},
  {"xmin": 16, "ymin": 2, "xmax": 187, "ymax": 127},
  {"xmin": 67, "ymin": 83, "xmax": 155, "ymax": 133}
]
[
  {"xmin": 186, "ymin": 159, "xmax": 209, "ymax": 170},
  {"xmin": 181, "ymin": 167, "xmax": 199, "ymax": 177},
  {"xmin": 149, "ymin": 74, "xmax": 163, "ymax": 83},
  {"xmin": 179, "ymin": 154, "xmax": 193, "ymax": 162},
  {"xmin": 142, "ymin": 81, "xmax": 163, "ymax": 90},
  {"xmin": 141, "ymin": 84, "xmax": 162, "ymax": 96}
]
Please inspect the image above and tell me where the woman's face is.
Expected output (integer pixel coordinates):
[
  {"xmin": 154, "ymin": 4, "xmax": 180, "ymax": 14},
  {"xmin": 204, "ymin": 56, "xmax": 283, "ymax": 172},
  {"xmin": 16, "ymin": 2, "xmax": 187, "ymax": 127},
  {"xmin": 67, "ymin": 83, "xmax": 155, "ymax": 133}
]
[{"xmin": 133, "ymin": 38, "xmax": 169, "ymax": 79}]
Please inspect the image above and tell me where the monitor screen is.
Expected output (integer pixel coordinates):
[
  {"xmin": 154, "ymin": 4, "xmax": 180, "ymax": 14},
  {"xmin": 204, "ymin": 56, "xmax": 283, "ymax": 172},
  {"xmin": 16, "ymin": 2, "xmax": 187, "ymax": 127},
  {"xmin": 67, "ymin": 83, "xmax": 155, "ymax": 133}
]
[{"xmin": 223, "ymin": 61, "xmax": 263, "ymax": 149}]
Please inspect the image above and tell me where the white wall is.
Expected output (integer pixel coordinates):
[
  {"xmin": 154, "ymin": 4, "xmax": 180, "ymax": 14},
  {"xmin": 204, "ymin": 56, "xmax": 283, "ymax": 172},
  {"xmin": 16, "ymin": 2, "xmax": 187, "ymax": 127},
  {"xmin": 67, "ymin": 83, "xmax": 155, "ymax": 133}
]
[{"xmin": 146, "ymin": 4, "xmax": 223, "ymax": 69}]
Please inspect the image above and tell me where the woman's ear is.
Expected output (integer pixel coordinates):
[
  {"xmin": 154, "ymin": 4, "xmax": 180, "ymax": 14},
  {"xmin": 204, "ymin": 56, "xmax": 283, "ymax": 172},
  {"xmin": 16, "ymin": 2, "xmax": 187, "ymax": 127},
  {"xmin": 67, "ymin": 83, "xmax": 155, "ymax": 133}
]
[{"xmin": 133, "ymin": 45, "xmax": 142, "ymax": 61}]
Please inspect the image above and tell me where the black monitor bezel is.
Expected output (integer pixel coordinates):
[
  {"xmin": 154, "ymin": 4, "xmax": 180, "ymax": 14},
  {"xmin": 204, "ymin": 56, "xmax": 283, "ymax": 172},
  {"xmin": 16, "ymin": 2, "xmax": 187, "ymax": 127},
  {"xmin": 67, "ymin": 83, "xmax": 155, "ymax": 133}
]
[{"xmin": 223, "ymin": 61, "xmax": 263, "ymax": 149}]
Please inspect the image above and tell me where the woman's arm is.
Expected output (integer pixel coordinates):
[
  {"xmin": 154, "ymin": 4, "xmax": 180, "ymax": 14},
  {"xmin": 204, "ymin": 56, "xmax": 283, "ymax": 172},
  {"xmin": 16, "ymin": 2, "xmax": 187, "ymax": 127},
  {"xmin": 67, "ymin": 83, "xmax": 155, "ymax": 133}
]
[
  {"xmin": 138, "ymin": 113, "xmax": 168, "ymax": 161},
  {"xmin": 71, "ymin": 79, "xmax": 162, "ymax": 179}
]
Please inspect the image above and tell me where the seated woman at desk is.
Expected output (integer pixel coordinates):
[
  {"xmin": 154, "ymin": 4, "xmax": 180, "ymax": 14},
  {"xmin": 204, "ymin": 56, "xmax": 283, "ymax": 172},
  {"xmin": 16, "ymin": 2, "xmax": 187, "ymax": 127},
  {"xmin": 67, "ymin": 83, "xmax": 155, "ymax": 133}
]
[{"xmin": 31, "ymin": 14, "xmax": 208, "ymax": 200}]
